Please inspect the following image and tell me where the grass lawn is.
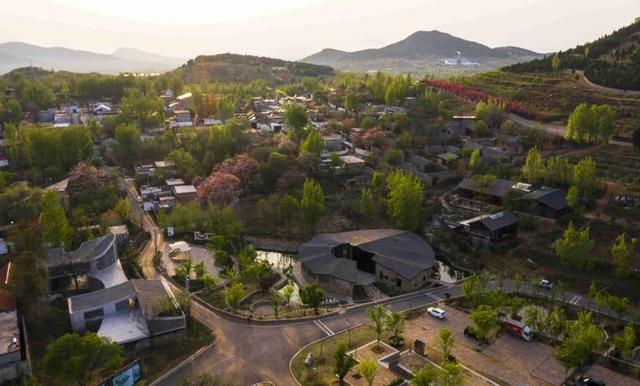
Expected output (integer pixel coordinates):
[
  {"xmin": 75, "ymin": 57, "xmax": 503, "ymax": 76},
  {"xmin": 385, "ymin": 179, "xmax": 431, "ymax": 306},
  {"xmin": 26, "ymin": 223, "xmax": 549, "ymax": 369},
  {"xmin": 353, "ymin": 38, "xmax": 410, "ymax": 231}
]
[
  {"xmin": 291, "ymin": 325, "xmax": 399, "ymax": 386},
  {"xmin": 137, "ymin": 318, "xmax": 213, "ymax": 385}
]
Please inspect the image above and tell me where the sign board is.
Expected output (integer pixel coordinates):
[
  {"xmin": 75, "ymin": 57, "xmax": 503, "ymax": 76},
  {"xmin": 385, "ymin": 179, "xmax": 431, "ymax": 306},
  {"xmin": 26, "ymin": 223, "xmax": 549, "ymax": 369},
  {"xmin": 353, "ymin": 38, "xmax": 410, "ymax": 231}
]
[
  {"xmin": 98, "ymin": 359, "xmax": 142, "ymax": 386},
  {"xmin": 414, "ymin": 339, "xmax": 426, "ymax": 356},
  {"xmin": 167, "ymin": 227, "xmax": 175, "ymax": 237}
]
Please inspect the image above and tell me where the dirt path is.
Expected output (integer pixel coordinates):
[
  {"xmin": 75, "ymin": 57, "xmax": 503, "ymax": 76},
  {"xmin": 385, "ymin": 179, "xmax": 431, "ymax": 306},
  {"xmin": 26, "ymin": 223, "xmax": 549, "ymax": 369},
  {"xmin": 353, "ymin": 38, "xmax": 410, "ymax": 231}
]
[{"xmin": 576, "ymin": 70, "xmax": 640, "ymax": 97}]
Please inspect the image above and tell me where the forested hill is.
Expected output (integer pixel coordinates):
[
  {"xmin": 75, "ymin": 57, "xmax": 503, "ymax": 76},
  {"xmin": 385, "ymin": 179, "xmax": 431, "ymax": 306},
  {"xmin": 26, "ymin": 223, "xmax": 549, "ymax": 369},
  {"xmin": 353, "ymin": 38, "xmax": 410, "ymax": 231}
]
[
  {"xmin": 504, "ymin": 19, "xmax": 640, "ymax": 91},
  {"xmin": 173, "ymin": 53, "xmax": 334, "ymax": 85}
]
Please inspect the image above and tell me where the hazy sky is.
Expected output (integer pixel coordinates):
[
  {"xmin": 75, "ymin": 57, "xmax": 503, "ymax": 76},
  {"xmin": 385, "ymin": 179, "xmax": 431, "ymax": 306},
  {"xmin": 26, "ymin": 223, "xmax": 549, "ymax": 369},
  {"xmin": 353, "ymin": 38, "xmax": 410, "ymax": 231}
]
[{"xmin": 1, "ymin": 0, "xmax": 638, "ymax": 60}]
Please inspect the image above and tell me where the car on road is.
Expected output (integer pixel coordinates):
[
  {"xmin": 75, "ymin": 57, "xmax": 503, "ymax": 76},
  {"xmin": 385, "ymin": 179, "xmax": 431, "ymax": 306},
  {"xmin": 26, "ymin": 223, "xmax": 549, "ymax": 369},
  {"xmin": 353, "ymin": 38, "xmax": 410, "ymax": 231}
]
[
  {"xmin": 573, "ymin": 376, "xmax": 605, "ymax": 386},
  {"xmin": 539, "ymin": 279, "xmax": 553, "ymax": 289},
  {"xmin": 427, "ymin": 307, "xmax": 446, "ymax": 319}
]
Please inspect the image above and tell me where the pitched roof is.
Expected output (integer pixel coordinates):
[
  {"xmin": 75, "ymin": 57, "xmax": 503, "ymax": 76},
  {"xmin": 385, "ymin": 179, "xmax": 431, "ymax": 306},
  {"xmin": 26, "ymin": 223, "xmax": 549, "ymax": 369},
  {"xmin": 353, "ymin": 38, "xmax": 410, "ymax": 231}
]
[
  {"xmin": 68, "ymin": 281, "xmax": 135, "ymax": 313},
  {"xmin": 46, "ymin": 233, "xmax": 116, "ymax": 268},
  {"xmin": 523, "ymin": 188, "xmax": 568, "ymax": 211},
  {"xmin": 459, "ymin": 211, "xmax": 518, "ymax": 231},
  {"xmin": 299, "ymin": 229, "xmax": 436, "ymax": 282}
]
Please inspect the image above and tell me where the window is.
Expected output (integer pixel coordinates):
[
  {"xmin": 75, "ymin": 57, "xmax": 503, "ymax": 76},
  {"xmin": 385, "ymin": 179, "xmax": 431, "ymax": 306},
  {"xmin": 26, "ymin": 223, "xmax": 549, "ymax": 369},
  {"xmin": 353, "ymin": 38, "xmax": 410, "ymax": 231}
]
[
  {"xmin": 396, "ymin": 279, "xmax": 402, "ymax": 287},
  {"xmin": 84, "ymin": 309, "xmax": 104, "ymax": 320}
]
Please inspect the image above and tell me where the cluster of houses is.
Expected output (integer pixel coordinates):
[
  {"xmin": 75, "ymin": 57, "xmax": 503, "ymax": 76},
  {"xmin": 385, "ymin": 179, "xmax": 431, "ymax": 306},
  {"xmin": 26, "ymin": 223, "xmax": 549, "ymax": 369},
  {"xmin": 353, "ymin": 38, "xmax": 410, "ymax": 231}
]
[
  {"xmin": 45, "ymin": 231, "xmax": 186, "ymax": 347},
  {"xmin": 134, "ymin": 161, "xmax": 196, "ymax": 212},
  {"xmin": 0, "ymin": 262, "xmax": 29, "ymax": 383},
  {"xmin": 38, "ymin": 102, "xmax": 118, "ymax": 127}
]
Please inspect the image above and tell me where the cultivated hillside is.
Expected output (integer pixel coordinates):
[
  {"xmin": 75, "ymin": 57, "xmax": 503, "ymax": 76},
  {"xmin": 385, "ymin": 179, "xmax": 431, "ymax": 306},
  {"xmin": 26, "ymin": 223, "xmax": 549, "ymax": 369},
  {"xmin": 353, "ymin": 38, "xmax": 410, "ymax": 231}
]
[
  {"xmin": 174, "ymin": 53, "xmax": 334, "ymax": 84},
  {"xmin": 505, "ymin": 19, "xmax": 640, "ymax": 91},
  {"xmin": 302, "ymin": 30, "xmax": 543, "ymax": 74}
]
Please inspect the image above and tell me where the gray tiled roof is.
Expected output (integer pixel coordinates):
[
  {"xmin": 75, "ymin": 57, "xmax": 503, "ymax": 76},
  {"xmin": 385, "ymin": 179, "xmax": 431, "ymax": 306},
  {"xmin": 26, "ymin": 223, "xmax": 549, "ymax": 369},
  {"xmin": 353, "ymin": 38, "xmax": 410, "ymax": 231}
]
[
  {"xmin": 299, "ymin": 229, "xmax": 436, "ymax": 282},
  {"xmin": 68, "ymin": 281, "xmax": 135, "ymax": 313},
  {"xmin": 523, "ymin": 188, "xmax": 568, "ymax": 211},
  {"xmin": 46, "ymin": 234, "xmax": 116, "ymax": 268}
]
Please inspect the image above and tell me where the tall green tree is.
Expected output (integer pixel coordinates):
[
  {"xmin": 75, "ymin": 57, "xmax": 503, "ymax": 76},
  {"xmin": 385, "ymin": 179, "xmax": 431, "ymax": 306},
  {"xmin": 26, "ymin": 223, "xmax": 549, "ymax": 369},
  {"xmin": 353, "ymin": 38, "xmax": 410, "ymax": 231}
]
[
  {"xmin": 300, "ymin": 283, "xmax": 324, "ymax": 315},
  {"xmin": 573, "ymin": 157, "xmax": 598, "ymax": 198},
  {"xmin": 556, "ymin": 311, "xmax": 605, "ymax": 376},
  {"xmin": 385, "ymin": 311, "xmax": 406, "ymax": 339},
  {"xmin": 386, "ymin": 171, "xmax": 424, "ymax": 231},
  {"xmin": 44, "ymin": 333, "xmax": 123, "ymax": 386},
  {"xmin": 284, "ymin": 104, "xmax": 308, "ymax": 140},
  {"xmin": 217, "ymin": 97, "xmax": 235, "ymax": 121},
  {"xmin": 522, "ymin": 146, "xmax": 544, "ymax": 184},
  {"xmin": 334, "ymin": 342, "xmax": 357, "ymax": 386},
  {"xmin": 469, "ymin": 305, "xmax": 498, "ymax": 341},
  {"xmin": 300, "ymin": 178, "xmax": 325, "ymax": 233},
  {"xmin": 438, "ymin": 327, "xmax": 455, "ymax": 363},
  {"xmin": 555, "ymin": 221, "xmax": 594, "ymax": 268},
  {"xmin": 299, "ymin": 130, "xmax": 323, "ymax": 155},
  {"xmin": 613, "ymin": 325, "xmax": 636, "ymax": 359},
  {"xmin": 611, "ymin": 233, "xmax": 637, "ymax": 278},
  {"xmin": 551, "ymin": 54, "xmax": 562, "ymax": 71},
  {"xmin": 224, "ymin": 282, "xmax": 246, "ymax": 310},
  {"xmin": 344, "ymin": 91, "xmax": 360, "ymax": 125},
  {"xmin": 115, "ymin": 123, "xmax": 141, "ymax": 167},
  {"xmin": 40, "ymin": 190, "xmax": 71, "ymax": 248},
  {"xmin": 367, "ymin": 305, "xmax": 387, "ymax": 347},
  {"xmin": 357, "ymin": 359, "xmax": 378, "ymax": 386}
]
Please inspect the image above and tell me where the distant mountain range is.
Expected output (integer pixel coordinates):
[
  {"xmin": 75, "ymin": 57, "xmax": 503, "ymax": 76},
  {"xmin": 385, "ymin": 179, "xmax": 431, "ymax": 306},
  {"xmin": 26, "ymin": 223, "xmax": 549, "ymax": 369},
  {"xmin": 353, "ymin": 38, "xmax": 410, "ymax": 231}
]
[
  {"xmin": 302, "ymin": 30, "xmax": 544, "ymax": 73},
  {"xmin": 0, "ymin": 42, "xmax": 185, "ymax": 75}
]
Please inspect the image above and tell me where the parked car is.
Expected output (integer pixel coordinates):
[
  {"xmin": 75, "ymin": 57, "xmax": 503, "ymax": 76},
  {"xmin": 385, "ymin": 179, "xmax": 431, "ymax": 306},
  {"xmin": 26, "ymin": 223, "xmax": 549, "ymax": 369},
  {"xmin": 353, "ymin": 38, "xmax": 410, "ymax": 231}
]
[
  {"xmin": 539, "ymin": 279, "xmax": 553, "ymax": 289},
  {"xmin": 427, "ymin": 307, "xmax": 446, "ymax": 319},
  {"xmin": 574, "ymin": 376, "xmax": 605, "ymax": 386}
]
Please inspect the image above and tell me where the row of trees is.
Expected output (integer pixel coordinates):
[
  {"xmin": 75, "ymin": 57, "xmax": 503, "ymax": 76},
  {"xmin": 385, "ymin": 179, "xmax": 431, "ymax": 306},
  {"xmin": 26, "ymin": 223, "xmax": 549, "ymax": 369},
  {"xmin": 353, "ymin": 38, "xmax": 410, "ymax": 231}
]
[
  {"xmin": 566, "ymin": 103, "xmax": 615, "ymax": 144},
  {"xmin": 523, "ymin": 148, "xmax": 599, "ymax": 200}
]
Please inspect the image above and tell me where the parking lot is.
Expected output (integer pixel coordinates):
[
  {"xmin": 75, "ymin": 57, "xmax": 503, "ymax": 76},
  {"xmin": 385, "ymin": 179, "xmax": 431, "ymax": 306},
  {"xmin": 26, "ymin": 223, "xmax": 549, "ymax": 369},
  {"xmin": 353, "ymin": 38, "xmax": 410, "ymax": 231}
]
[
  {"xmin": 582, "ymin": 364, "xmax": 640, "ymax": 386},
  {"xmin": 405, "ymin": 304, "xmax": 567, "ymax": 385}
]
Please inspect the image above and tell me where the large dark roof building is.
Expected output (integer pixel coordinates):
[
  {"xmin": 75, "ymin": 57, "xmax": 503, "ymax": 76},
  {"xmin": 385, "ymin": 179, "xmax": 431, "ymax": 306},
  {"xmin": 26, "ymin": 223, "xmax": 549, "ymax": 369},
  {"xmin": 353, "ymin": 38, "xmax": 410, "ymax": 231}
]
[
  {"xmin": 522, "ymin": 188, "xmax": 569, "ymax": 218},
  {"xmin": 298, "ymin": 229, "xmax": 436, "ymax": 297}
]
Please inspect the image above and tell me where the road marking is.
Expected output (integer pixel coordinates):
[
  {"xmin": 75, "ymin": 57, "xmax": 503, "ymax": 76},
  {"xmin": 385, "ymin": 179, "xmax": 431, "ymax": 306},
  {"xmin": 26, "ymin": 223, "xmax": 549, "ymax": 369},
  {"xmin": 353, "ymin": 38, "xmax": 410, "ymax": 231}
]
[
  {"xmin": 314, "ymin": 320, "xmax": 334, "ymax": 336},
  {"xmin": 568, "ymin": 295, "xmax": 581, "ymax": 305}
]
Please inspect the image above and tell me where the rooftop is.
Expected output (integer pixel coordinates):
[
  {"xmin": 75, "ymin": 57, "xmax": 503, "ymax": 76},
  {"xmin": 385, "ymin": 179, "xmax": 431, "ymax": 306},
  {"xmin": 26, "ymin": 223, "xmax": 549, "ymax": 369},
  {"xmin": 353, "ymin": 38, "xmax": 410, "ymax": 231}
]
[
  {"xmin": 299, "ymin": 229, "xmax": 435, "ymax": 283},
  {"xmin": 457, "ymin": 178, "xmax": 514, "ymax": 198},
  {"xmin": 46, "ymin": 233, "xmax": 116, "ymax": 268},
  {"xmin": 0, "ymin": 310, "xmax": 20, "ymax": 356},
  {"xmin": 523, "ymin": 187, "xmax": 568, "ymax": 211},
  {"xmin": 459, "ymin": 211, "xmax": 518, "ymax": 231},
  {"xmin": 172, "ymin": 185, "xmax": 197, "ymax": 195}
]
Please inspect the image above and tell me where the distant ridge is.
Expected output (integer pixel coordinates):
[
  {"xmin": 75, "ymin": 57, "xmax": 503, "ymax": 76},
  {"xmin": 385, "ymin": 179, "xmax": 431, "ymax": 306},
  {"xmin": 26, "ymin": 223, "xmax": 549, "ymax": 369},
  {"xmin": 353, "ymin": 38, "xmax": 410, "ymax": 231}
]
[
  {"xmin": 0, "ymin": 42, "xmax": 185, "ymax": 75},
  {"xmin": 302, "ymin": 30, "xmax": 543, "ymax": 73}
]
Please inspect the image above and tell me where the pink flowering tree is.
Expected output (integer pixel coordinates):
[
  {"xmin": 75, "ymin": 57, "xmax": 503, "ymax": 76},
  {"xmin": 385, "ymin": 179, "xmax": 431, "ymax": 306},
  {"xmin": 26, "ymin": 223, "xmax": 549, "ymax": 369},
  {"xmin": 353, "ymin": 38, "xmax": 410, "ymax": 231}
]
[
  {"xmin": 197, "ymin": 172, "xmax": 241, "ymax": 207},
  {"xmin": 213, "ymin": 154, "xmax": 260, "ymax": 193}
]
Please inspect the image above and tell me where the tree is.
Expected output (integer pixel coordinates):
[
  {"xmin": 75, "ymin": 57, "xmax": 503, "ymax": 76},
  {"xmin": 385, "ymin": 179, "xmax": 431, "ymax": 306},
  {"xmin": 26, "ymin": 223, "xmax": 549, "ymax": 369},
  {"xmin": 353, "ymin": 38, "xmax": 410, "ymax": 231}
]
[
  {"xmin": 438, "ymin": 327, "xmax": 455, "ymax": 363},
  {"xmin": 119, "ymin": 88, "xmax": 163, "ymax": 128},
  {"xmin": 283, "ymin": 280, "xmax": 295, "ymax": 305},
  {"xmin": 344, "ymin": 91, "xmax": 360, "ymax": 125},
  {"xmin": 475, "ymin": 101, "xmax": 506, "ymax": 129},
  {"xmin": 360, "ymin": 188, "xmax": 374, "ymax": 224},
  {"xmin": 357, "ymin": 359, "xmax": 378, "ymax": 386},
  {"xmin": 10, "ymin": 251, "xmax": 48, "ymax": 308},
  {"xmin": 545, "ymin": 156, "xmax": 573, "ymax": 187},
  {"xmin": 166, "ymin": 149, "xmax": 200, "ymax": 182},
  {"xmin": 217, "ymin": 97, "xmax": 235, "ymax": 121},
  {"xmin": 566, "ymin": 103, "xmax": 591, "ymax": 143},
  {"xmin": 556, "ymin": 311, "xmax": 605, "ymax": 376},
  {"xmin": 613, "ymin": 325, "xmax": 636, "ymax": 359},
  {"xmin": 566, "ymin": 104, "xmax": 614, "ymax": 144},
  {"xmin": 197, "ymin": 172, "xmax": 241, "ymax": 207},
  {"xmin": 469, "ymin": 305, "xmax": 498, "ymax": 341},
  {"xmin": 279, "ymin": 195, "xmax": 299, "ymax": 229},
  {"xmin": 412, "ymin": 365, "xmax": 439, "ymax": 386},
  {"xmin": 300, "ymin": 178, "xmax": 325, "ymax": 233},
  {"xmin": 114, "ymin": 198, "xmax": 132, "ymax": 224},
  {"xmin": 201, "ymin": 273, "xmax": 217, "ymax": 291},
  {"xmin": 334, "ymin": 342, "xmax": 356, "ymax": 386},
  {"xmin": 299, "ymin": 283, "xmax": 324, "ymax": 314},
  {"xmin": 284, "ymin": 104, "xmax": 308, "ymax": 140},
  {"xmin": 367, "ymin": 305, "xmax": 387, "ymax": 347},
  {"xmin": 386, "ymin": 171, "xmax": 424, "ymax": 231},
  {"xmin": 469, "ymin": 148, "xmax": 481, "ymax": 171},
  {"xmin": 271, "ymin": 294, "xmax": 282, "ymax": 318},
  {"xmin": 522, "ymin": 146, "xmax": 544, "ymax": 184},
  {"xmin": 551, "ymin": 54, "xmax": 562, "ymax": 71},
  {"xmin": 555, "ymin": 221, "xmax": 594, "ymax": 268},
  {"xmin": 386, "ymin": 311, "xmax": 406, "ymax": 340},
  {"xmin": 40, "ymin": 190, "xmax": 71, "ymax": 248},
  {"xmin": 611, "ymin": 233, "xmax": 637, "ymax": 278},
  {"xmin": 114, "ymin": 123, "xmax": 141, "ymax": 167},
  {"xmin": 439, "ymin": 362, "xmax": 466, "ymax": 386},
  {"xmin": 224, "ymin": 282, "xmax": 246, "ymax": 310},
  {"xmin": 566, "ymin": 185, "xmax": 580, "ymax": 209},
  {"xmin": 461, "ymin": 274, "xmax": 486, "ymax": 308},
  {"xmin": 299, "ymin": 130, "xmax": 323, "ymax": 155},
  {"xmin": 44, "ymin": 333, "xmax": 123, "ymax": 386}
]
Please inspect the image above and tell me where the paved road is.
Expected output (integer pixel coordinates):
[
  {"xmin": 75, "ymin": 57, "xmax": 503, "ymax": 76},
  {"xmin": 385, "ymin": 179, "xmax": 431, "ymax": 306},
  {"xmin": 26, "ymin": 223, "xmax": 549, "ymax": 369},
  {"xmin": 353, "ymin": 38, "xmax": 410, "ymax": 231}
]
[
  {"xmin": 152, "ymin": 285, "xmax": 458, "ymax": 386},
  {"xmin": 508, "ymin": 113, "xmax": 632, "ymax": 147}
]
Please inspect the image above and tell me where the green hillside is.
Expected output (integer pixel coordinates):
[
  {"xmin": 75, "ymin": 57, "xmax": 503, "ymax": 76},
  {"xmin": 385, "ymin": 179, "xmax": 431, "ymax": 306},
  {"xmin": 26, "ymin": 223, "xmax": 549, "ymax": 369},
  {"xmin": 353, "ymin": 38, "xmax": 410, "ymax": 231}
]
[{"xmin": 505, "ymin": 19, "xmax": 640, "ymax": 91}]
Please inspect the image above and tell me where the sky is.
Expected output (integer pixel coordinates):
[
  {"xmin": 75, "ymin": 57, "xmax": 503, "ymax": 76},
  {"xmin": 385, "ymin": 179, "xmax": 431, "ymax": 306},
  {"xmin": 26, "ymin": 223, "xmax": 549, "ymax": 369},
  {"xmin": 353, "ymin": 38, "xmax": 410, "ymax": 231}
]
[{"xmin": 0, "ymin": 0, "xmax": 639, "ymax": 60}]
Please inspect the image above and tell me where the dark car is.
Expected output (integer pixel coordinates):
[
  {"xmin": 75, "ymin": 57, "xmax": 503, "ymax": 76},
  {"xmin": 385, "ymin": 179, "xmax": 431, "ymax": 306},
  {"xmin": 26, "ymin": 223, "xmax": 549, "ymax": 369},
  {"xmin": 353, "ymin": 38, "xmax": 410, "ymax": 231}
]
[{"xmin": 574, "ymin": 376, "xmax": 606, "ymax": 386}]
